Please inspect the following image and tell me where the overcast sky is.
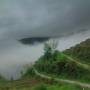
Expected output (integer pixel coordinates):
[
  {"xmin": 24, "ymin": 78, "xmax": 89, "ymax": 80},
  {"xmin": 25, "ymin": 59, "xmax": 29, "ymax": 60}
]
[
  {"xmin": 0, "ymin": 0, "xmax": 90, "ymax": 40},
  {"xmin": 0, "ymin": 0, "xmax": 90, "ymax": 51},
  {"xmin": 0, "ymin": 0, "xmax": 90, "ymax": 79}
]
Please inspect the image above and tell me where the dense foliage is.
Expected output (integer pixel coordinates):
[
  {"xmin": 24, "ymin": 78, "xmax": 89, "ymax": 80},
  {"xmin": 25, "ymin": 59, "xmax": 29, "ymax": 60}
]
[
  {"xmin": 64, "ymin": 39, "xmax": 90, "ymax": 65},
  {"xmin": 34, "ymin": 39, "xmax": 90, "ymax": 83},
  {"xmin": 35, "ymin": 51, "xmax": 90, "ymax": 82}
]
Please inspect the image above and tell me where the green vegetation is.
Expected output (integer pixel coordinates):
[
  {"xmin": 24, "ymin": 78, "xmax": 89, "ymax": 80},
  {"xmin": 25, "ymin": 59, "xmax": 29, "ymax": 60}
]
[
  {"xmin": 0, "ymin": 80, "xmax": 88, "ymax": 90},
  {"xmin": 34, "ymin": 40, "xmax": 90, "ymax": 83},
  {"xmin": 0, "ymin": 39, "xmax": 90, "ymax": 90},
  {"xmin": 22, "ymin": 67, "xmax": 35, "ymax": 78},
  {"xmin": 64, "ymin": 39, "xmax": 90, "ymax": 65},
  {"xmin": 31, "ymin": 83, "xmax": 87, "ymax": 90},
  {"xmin": 46, "ymin": 84, "xmax": 85, "ymax": 90},
  {"xmin": 34, "ymin": 83, "xmax": 47, "ymax": 90}
]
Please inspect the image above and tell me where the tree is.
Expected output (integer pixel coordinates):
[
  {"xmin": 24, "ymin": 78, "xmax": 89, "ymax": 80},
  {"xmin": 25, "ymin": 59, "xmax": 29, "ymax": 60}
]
[{"xmin": 43, "ymin": 39, "xmax": 58, "ymax": 60}]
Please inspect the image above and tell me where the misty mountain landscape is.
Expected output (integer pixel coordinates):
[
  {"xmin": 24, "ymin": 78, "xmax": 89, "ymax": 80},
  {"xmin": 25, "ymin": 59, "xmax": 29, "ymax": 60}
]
[{"xmin": 0, "ymin": 0, "xmax": 90, "ymax": 90}]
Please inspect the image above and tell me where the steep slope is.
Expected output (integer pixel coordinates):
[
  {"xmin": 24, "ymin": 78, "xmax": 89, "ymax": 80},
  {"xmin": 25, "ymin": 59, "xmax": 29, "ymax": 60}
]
[
  {"xmin": 34, "ymin": 51, "xmax": 90, "ymax": 83},
  {"xmin": 64, "ymin": 39, "xmax": 90, "ymax": 65}
]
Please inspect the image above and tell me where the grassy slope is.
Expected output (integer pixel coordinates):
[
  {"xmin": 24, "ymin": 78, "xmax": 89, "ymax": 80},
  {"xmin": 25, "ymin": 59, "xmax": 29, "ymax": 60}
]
[
  {"xmin": 0, "ymin": 81, "xmax": 88, "ymax": 90},
  {"xmin": 64, "ymin": 39, "xmax": 90, "ymax": 65},
  {"xmin": 0, "ymin": 77, "xmax": 86, "ymax": 90},
  {"xmin": 31, "ymin": 83, "xmax": 87, "ymax": 90},
  {"xmin": 34, "ymin": 51, "xmax": 90, "ymax": 83}
]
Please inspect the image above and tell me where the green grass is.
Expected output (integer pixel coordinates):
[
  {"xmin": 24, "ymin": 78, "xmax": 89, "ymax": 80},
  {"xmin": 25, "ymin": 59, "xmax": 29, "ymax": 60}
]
[
  {"xmin": 8, "ymin": 84, "xmax": 89, "ymax": 90},
  {"xmin": 13, "ymin": 83, "xmax": 89, "ymax": 90},
  {"xmin": 0, "ymin": 79, "xmax": 89, "ymax": 90},
  {"xmin": 47, "ymin": 84, "xmax": 84, "ymax": 90}
]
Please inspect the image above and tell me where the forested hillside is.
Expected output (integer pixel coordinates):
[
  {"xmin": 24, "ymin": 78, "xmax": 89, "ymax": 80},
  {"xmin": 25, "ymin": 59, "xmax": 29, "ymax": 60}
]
[
  {"xmin": 33, "ymin": 40, "xmax": 90, "ymax": 83},
  {"xmin": 64, "ymin": 39, "xmax": 90, "ymax": 65}
]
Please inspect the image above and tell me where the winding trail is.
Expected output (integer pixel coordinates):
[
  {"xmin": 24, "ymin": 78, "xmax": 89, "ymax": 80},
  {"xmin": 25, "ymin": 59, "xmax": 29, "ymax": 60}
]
[
  {"xmin": 62, "ymin": 53, "xmax": 90, "ymax": 71},
  {"xmin": 33, "ymin": 53, "xmax": 90, "ymax": 88},
  {"xmin": 33, "ymin": 68, "xmax": 90, "ymax": 88}
]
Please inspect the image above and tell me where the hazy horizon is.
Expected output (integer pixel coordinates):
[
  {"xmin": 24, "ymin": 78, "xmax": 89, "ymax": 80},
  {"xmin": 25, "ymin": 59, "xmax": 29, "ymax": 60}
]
[{"xmin": 0, "ymin": 30, "xmax": 89, "ymax": 80}]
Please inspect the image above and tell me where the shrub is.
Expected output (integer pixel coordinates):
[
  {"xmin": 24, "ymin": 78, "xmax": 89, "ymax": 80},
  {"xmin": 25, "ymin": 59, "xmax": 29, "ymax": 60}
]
[{"xmin": 34, "ymin": 84, "xmax": 47, "ymax": 90}]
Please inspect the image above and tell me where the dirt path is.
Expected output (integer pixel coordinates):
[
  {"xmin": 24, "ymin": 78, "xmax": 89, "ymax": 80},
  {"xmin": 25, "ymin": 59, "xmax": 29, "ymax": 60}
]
[
  {"xmin": 33, "ymin": 53, "xmax": 90, "ymax": 88},
  {"xmin": 62, "ymin": 53, "xmax": 90, "ymax": 71},
  {"xmin": 34, "ymin": 69, "xmax": 90, "ymax": 88}
]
